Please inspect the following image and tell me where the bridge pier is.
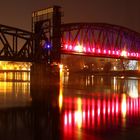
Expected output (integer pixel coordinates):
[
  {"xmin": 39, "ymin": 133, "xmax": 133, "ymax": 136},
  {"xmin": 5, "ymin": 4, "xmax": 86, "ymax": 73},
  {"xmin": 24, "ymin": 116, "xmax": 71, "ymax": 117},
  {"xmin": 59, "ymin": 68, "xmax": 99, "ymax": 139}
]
[
  {"xmin": 30, "ymin": 62, "xmax": 60, "ymax": 105},
  {"xmin": 30, "ymin": 62, "xmax": 60, "ymax": 86}
]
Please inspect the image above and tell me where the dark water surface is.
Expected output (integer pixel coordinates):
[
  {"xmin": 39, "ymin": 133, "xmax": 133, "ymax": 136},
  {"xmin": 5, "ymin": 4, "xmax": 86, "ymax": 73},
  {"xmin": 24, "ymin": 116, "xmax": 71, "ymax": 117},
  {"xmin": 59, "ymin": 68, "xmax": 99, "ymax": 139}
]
[{"xmin": 0, "ymin": 72, "xmax": 140, "ymax": 140}]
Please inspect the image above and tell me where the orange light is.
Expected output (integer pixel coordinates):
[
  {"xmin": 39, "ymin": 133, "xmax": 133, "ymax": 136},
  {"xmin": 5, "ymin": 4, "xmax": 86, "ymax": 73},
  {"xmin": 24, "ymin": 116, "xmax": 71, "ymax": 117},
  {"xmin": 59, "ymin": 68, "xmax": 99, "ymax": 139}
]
[
  {"xmin": 121, "ymin": 94, "xmax": 127, "ymax": 118},
  {"xmin": 59, "ymin": 64, "xmax": 63, "ymax": 70}
]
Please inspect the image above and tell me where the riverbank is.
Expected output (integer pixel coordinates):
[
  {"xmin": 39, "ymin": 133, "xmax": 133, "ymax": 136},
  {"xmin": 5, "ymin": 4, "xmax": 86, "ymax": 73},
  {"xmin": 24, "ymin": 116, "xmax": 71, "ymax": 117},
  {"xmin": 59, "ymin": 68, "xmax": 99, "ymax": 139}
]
[{"xmin": 71, "ymin": 70, "xmax": 140, "ymax": 77}]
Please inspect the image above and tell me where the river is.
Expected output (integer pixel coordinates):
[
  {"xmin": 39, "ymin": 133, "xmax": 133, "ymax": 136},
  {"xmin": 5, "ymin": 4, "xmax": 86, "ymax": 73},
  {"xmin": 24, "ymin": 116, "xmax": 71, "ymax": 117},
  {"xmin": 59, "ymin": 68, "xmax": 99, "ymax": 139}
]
[{"xmin": 0, "ymin": 71, "xmax": 140, "ymax": 140}]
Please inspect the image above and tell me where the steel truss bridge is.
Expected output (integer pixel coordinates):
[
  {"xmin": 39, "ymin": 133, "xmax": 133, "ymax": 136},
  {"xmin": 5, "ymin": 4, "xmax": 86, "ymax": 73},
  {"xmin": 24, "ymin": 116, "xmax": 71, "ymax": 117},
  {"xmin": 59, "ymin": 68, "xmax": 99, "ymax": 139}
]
[
  {"xmin": 0, "ymin": 22, "xmax": 140, "ymax": 62},
  {"xmin": 0, "ymin": 24, "xmax": 33, "ymax": 62},
  {"xmin": 61, "ymin": 23, "xmax": 140, "ymax": 60}
]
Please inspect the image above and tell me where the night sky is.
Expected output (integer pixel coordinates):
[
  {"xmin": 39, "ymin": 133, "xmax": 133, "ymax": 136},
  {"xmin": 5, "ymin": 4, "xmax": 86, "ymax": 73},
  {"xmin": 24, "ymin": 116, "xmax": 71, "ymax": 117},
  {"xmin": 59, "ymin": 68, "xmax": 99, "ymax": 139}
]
[{"xmin": 0, "ymin": 0, "xmax": 140, "ymax": 33}]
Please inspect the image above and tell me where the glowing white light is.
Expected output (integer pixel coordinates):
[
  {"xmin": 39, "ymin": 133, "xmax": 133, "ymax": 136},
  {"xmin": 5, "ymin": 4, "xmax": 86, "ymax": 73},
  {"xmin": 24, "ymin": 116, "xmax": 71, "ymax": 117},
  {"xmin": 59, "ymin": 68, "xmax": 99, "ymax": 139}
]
[
  {"xmin": 133, "ymin": 53, "xmax": 136, "ymax": 57},
  {"xmin": 114, "ymin": 66, "xmax": 116, "ymax": 70},
  {"xmin": 112, "ymin": 51, "xmax": 115, "ymax": 55},
  {"xmin": 131, "ymin": 53, "xmax": 134, "ymax": 56},
  {"xmin": 83, "ymin": 47, "xmax": 86, "ymax": 52},
  {"xmin": 92, "ymin": 48, "xmax": 95, "ymax": 53},
  {"xmin": 88, "ymin": 48, "xmax": 91, "ymax": 52},
  {"xmin": 98, "ymin": 48, "xmax": 101, "ymax": 53},
  {"xmin": 74, "ymin": 44, "xmax": 83, "ymax": 52},
  {"xmin": 121, "ymin": 94, "xmax": 127, "ymax": 118},
  {"xmin": 128, "ymin": 80, "xmax": 138, "ymax": 98},
  {"xmin": 116, "ymin": 51, "xmax": 119, "ymax": 55},
  {"xmin": 65, "ymin": 44, "xmax": 68, "ymax": 49},
  {"xmin": 121, "ymin": 50, "xmax": 127, "ymax": 57},
  {"xmin": 59, "ymin": 64, "xmax": 63, "ymax": 70},
  {"xmin": 75, "ymin": 98, "xmax": 82, "ymax": 128},
  {"xmin": 103, "ymin": 49, "xmax": 106, "ymax": 54},
  {"xmin": 69, "ymin": 45, "xmax": 72, "ymax": 50},
  {"xmin": 128, "ymin": 60, "xmax": 138, "ymax": 70}
]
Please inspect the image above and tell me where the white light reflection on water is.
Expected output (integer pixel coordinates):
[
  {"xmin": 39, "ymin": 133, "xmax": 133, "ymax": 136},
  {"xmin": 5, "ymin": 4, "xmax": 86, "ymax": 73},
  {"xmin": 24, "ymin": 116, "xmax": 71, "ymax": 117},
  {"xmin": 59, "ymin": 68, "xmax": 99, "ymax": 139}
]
[{"xmin": 127, "ymin": 79, "xmax": 138, "ymax": 98}]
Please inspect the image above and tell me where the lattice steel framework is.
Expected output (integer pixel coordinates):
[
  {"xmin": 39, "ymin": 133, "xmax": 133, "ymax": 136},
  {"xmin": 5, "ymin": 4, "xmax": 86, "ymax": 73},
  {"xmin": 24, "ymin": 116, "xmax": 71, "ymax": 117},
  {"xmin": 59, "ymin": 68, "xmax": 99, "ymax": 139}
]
[
  {"xmin": 1, "ymin": 22, "xmax": 140, "ymax": 62},
  {"xmin": 0, "ymin": 24, "xmax": 34, "ymax": 62},
  {"xmin": 61, "ymin": 23, "xmax": 140, "ymax": 60}
]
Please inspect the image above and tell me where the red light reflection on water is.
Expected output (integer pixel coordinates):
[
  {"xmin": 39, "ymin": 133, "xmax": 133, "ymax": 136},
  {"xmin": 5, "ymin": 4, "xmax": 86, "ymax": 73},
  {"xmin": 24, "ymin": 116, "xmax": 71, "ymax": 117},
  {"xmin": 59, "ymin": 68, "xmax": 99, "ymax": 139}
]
[{"xmin": 63, "ymin": 94, "xmax": 140, "ymax": 135}]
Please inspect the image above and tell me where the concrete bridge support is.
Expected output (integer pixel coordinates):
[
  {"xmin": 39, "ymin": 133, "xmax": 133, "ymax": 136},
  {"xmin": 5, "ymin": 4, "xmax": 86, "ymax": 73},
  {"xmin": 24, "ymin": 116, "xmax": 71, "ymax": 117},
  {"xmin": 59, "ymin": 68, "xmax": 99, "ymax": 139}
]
[{"xmin": 30, "ymin": 63, "xmax": 60, "ymax": 105}]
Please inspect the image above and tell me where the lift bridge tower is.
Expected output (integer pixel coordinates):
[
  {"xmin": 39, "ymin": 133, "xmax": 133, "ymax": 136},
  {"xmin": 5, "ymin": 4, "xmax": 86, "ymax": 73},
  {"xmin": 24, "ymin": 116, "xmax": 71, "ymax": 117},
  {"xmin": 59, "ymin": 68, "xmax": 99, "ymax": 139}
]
[
  {"xmin": 32, "ymin": 6, "xmax": 62, "ymax": 64},
  {"xmin": 30, "ymin": 6, "xmax": 62, "ymax": 99}
]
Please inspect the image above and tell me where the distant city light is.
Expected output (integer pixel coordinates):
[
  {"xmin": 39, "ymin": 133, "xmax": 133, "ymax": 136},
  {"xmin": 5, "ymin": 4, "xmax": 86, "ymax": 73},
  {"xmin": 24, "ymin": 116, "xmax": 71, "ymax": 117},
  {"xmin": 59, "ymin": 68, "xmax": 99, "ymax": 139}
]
[
  {"xmin": 59, "ymin": 64, "xmax": 63, "ymax": 70},
  {"xmin": 128, "ymin": 80, "xmax": 138, "ymax": 98},
  {"xmin": 113, "ymin": 66, "xmax": 116, "ymax": 70},
  {"xmin": 0, "ymin": 61, "xmax": 31, "ymax": 71}
]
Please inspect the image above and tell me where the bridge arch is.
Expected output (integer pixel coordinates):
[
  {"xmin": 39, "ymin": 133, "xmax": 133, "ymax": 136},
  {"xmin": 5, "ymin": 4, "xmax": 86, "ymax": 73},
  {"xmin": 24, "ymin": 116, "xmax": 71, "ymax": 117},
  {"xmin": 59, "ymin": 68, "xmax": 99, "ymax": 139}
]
[{"xmin": 61, "ymin": 23, "xmax": 140, "ymax": 60}]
